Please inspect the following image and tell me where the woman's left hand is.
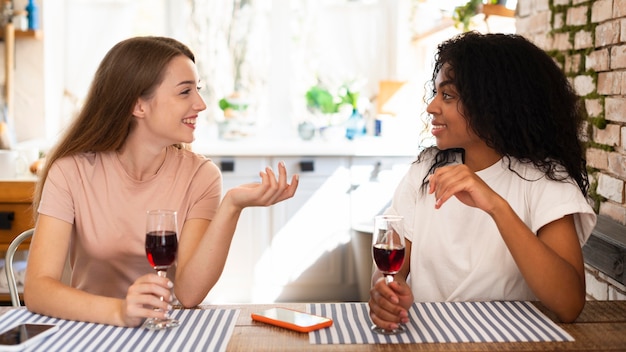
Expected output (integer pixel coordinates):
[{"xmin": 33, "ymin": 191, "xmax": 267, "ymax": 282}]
[
  {"xmin": 227, "ymin": 161, "xmax": 299, "ymax": 208},
  {"xmin": 428, "ymin": 164, "xmax": 502, "ymax": 213}
]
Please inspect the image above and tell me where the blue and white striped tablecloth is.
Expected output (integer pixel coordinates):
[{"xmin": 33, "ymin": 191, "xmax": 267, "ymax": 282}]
[
  {"xmin": 308, "ymin": 301, "xmax": 573, "ymax": 344},
  {"xmin": 0, "ymin": 308, "xmax": 239, "ymax": 352}
]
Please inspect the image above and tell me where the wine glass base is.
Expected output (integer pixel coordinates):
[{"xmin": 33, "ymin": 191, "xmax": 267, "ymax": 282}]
[
  {"xmin": 371, "ymin": 323, "xmax": 406, "ymax": 335},
  {"xmin": 143, "ymin": 318, "xmax": 180, "ymax": 330}
]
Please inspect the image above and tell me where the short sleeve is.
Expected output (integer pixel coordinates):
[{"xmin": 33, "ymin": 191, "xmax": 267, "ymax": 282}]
[
  {"xmin": 529, "ymin": 178, "xmax": 596, "ymax": 246},
  {"xmin": 38, "ymin": 158, "xmax": 78, "ymax": 224},
  {"xmin": 185, "ymin": 158, "xmax": 222, "ymax": 221}
]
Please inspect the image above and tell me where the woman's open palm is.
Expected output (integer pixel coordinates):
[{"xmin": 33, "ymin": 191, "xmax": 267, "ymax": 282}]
[{"xmin": 228, "ymin": 162, "xmax": 299, "ymax": 208}]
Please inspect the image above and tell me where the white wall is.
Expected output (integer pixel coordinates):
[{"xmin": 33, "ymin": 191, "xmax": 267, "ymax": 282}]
[{"xmin": 4, "ymin": 0, "xmax": 170, "ymax": 148}]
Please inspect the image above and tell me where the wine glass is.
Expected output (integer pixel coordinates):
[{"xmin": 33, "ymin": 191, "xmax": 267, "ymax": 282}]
[
  {"xmin": 143, "ymin": 209, "xmax": 180, "ymax": 330},
  {"xmin": 371, "ymin": 214, "xmax": 406, "ymax": 334}
]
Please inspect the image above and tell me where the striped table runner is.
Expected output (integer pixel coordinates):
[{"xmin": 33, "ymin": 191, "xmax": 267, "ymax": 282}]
[
  {"xmin": 308, "ymin": 301, "xmax": 573, "ymax": 344},
  {"xmin": 0, "ymin": 308, "xmax": 239, "ymax": 352}
]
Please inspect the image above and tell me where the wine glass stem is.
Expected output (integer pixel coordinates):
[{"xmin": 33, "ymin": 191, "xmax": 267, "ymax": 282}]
[
  {"xmin": 385, "ymin": 274, "xmax": 394, "ymax": 284},
  {"xmin": 156, "ymin": 269, "xmax": 169, "ymax": 303}
]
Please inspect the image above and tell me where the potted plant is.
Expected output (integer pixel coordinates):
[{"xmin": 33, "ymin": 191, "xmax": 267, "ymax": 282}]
[
  {"xmin": 305, "ymin": 85, "xmax": 341, "ymax": 114},
  {"xmin": 452, "ymin": 0, "xmax": 483, "ymax": 32},
  {"xmin": 453, "ymin": 0, "xmax": 509, "ymax": 32},
  {"xmin": 218, "ymin": 92, "xmax": 250, "ymax": 118},
  {"xmin": 217, "ymin": 92, "xmax": 252, "ymax": 140}
]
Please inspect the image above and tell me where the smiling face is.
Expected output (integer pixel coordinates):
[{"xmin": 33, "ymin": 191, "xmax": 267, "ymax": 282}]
[
  {"xmin": 426, "ymin": 63, "xmax": 485, "ymax": 154},
  {"xmin": 134, "ymin": 54, "xmax": 207, "ymax": 146}
]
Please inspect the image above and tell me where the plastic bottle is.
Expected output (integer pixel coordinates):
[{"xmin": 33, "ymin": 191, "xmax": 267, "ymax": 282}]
[
  {"xmin": 345, "ymin": 108, "xmax": 366, "ymax": 140},
  {"xmin": 25, "ymin": 0, "xmax": 38, "ymax": 30}
]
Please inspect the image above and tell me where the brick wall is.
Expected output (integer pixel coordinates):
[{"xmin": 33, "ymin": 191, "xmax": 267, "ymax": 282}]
[
  {"xmin": 517, "ymin": 0, "xmax": 626, "ymax": 225},
  {"xmin": 516, "ymin": 0, "xmax": 626, "ymax": 300}
]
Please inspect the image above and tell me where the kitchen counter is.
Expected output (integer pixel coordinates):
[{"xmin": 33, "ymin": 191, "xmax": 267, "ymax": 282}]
[
  {"xmin": 192, "ymin": 136, "xmax": 421, "ymax": 157},
  {"xmin": 19, "ymin": 133, "xmax": 424, "ymax": 159}
]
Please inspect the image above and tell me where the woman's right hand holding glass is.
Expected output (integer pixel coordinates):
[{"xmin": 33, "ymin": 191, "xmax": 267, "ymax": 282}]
[
  {"xmin": 368, "ymin": 274, "xmax": 413, "ymax": 331},
  {"xmin": 121, "ymin": 273, "xmax": 174, "ymax": 327}
]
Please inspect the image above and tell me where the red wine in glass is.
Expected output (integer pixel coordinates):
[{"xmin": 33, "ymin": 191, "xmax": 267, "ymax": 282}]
[
  {"xmin": 372, "ymin": 244, "xmax": 405, "ymax": 275},
  {"xmin": 144, "ymin": 209, "xmax": 180, "ymax": 330},
  {"xmin": 146, "ymin": 230, "xmax": 178, "ymax": 270},
  {"xmin": 371, "ymin": 215, "xmax": 406, "ymax": 335}
]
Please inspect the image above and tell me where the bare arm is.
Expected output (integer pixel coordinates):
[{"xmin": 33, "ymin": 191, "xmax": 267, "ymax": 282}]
[
  {"xmin": 490, "ymin": 204, "xmax": 585, "ymax": 322},
  {"xmin": 174, "ymin": 162, "xmax": 299, "ymax": 307}
]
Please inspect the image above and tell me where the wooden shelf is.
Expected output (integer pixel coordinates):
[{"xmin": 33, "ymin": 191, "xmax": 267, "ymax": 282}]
[
  {"xmin": 0, "ymin": 28, "xmax": 42, "ymax": 40},
  {"xmin": 482, "ymin": 4, "xmax": 515, "ymax": 18}
]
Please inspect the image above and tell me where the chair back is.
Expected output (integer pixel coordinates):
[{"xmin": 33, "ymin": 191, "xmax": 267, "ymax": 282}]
[{"xmin": 5, "ymin": 228, "xmax": 34, "ymax": 307}]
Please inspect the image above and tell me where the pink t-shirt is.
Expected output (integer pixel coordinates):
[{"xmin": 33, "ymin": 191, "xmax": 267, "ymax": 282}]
[{"xmin": 38, "ymin": 146, "xmax": 222, "ymax": 298}]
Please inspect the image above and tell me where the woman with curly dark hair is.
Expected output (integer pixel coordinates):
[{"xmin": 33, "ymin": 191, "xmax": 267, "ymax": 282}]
[{"xmin": 369, "ymin": 31, "xmax": 596, "ymax": 331}]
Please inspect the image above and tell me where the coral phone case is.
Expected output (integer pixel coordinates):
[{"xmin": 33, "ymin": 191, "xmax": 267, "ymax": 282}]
[{"xmin": 251, "ymin": 307, "xmax": 333, "ymax": 333}]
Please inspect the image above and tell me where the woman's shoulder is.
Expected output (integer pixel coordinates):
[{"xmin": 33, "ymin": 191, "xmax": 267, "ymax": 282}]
[
  {"xmin": 505, "ymin": 157, "xmax": 572, "ymax": 182},
  {"xmin": 168, "ymin": 146, "xmax": 220, "ymax": 175},
  {"xmin": 51, "ymin": 151, "xmax": 101, "ymax": 171}
]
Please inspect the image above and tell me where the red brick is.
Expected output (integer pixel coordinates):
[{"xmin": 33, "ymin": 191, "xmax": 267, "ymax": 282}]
[
  {"xmin": 596, "ymin": 20, "xmax": 620, "ymax": 47},
  {"xmin": 574, "ymin": 75, "xmax": 595, "ymax": 96},
  {"xmin": 597, "ymin": 173, "xmax": 625, "ymax": 203},
  {"xmin": 567, "ymin": 5, "xmax": 589, "ymax": 26},
  {"xmin": 594, "ymin": 124, "xmax": 621, "ymax": 147},
  {"xmin": 554, "ymin": 12, "xmax": 565, "ymax": 29},
  {"xmin": 587, "ymin": 148, "xmax": 609, "ymax": 169},
  {"xmin": 528, "ymin": 11, "xmax": 551, "ymax": 34},
  {"xmin": 585, "ymin": 99, "xmax": 604, "ymax": 118},
  {"xmin": 597, "ymin": 71, "xmax": 623, "ymax": 95},
  {"xmin": 606, "ymin": 97, "xmax": 626, "ymax": 123},
  {"xmin": 610, "ymin": 45, "xmax": 626, "ymax": 69},
  {"xmin": 615, "ymin": 0, "xmax": 626, "ymax": 17},
  {"xmin": 553, "ymin": 32, "xmax": 572, "ymax": 51},
  {"xmin": 566, "ymin": 54, "xmax": 582, "ymax": 73},
  {"xmin": 592, "ymin": 0, "xmax": 614, "ymax": 22},
  {"xmin": 608, "ymin": 152, "xmax": 626, "ymax": 180},
  {"xmin": 586, "ymin": 49, "xmax": 610, "ymax": 71},
  {"xmin": 575, "ymin": 30, "xmax": 594, "ymax": 49}
]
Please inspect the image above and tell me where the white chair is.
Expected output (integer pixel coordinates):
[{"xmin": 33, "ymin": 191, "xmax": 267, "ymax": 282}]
[{"xmin": 5, "ymin": 228, "xmax": 34, "ymax": 307}]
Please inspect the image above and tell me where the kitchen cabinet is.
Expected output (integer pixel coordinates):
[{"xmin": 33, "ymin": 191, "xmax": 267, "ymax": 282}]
[
  {"xmin": 349, "ymin": 156, "xmax": 414, "ymax": 226},
  {"xmin": 263, "ymin": 156, "xmax": 355, "ymax": 302},
  {"xmin": 0, "ymin": 180, "xmax": 35, "ymax": 303},
  {"xmin": 348, "ymin": 156, "xmax": 414, "ymax": 301},
  {"xmin": 202, "ymin": 156, "xmax": 271, "ymax": 303},
  {"xmin": 0, "ymin": 180, "xmax": 35, "ymax": 252}
]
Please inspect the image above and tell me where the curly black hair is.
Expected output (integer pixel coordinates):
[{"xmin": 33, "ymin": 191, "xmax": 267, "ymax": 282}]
[{"xmin": 419, "ymin": 31, "xmax": 589, "ymax": 196}]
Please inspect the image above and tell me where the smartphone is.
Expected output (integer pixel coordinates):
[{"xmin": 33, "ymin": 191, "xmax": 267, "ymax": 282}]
[
  {"xmin": 251, "ymin": 307, "xmax": 333, "ymax": 333},
  {"xmin": 0, "ymin": 323, "xmax": 58, "ymax": 351}
]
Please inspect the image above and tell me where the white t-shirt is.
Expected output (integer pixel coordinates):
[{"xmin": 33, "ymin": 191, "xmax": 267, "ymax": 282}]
[
  {"xmin": 387, "ymin": 150, "xmax": 596, "ymax": 302},
  {"xmin": 38, "ymin": 146, "xmax": 222, "ymax": 298}
]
